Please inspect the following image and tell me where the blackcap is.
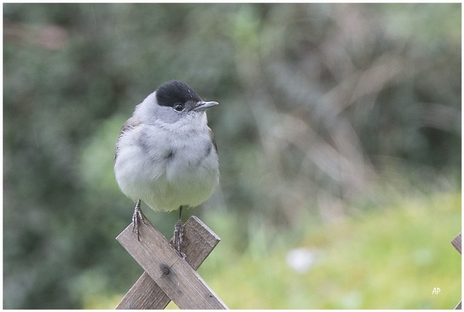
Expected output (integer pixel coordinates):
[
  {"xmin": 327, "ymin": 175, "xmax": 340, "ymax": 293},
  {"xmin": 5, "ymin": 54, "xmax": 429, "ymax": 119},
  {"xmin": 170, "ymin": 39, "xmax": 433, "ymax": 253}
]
[{"xmin": 114, "ymin": 80, "xmax": 219, "ymax": 254}]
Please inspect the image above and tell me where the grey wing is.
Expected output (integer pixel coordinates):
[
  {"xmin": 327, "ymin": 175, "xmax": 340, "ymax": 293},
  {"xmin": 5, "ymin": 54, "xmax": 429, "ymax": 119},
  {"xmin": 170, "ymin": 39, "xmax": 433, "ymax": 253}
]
[{"xmin": 114, "ymin": 116, "xmax": 142, "ymax": 165}]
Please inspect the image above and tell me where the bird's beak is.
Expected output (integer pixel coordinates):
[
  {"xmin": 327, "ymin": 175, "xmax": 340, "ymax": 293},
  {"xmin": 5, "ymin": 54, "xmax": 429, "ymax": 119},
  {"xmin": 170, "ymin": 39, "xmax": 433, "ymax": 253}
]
[{"xmin": 193, "ymin": 101, "xmax": 219, "ymax": 112}]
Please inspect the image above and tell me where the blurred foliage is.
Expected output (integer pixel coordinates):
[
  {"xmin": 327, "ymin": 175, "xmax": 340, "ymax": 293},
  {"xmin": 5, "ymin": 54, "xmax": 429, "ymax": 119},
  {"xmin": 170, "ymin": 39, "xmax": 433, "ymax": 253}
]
[{"xmin": 3, "ymin": 3, "xmax": 461, "ymax": 309}]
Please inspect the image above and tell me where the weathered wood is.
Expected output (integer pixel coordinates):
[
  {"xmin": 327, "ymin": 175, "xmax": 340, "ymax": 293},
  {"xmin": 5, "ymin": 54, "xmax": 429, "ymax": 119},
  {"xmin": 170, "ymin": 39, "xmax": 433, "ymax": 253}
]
[
  {"xmin": 116, "ymin": 216, "xmax": 228, "ymax": 309},
  {"xmin": 451, "ymin": 232, "xmax": 461, "ymax": 254},
  {"xmin": 115, "ymin": 216, "xmax": 221, "ymax": 309}
]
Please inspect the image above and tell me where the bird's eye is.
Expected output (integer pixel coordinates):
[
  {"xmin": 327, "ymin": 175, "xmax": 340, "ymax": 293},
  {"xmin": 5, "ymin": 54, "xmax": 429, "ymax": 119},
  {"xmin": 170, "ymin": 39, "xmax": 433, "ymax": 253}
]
[{"xmin": 173, "ymin": 103, "xmax": 184, "ymax": 112}]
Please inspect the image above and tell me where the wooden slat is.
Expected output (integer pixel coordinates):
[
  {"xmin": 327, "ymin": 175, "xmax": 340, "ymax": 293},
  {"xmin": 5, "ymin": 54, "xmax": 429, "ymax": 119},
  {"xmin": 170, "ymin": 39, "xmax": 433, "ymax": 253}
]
[
  {"xmin": 451, "ymin": 232, "xmax": 461, "ymax": 255},
  {"xmin": 116, "ymin": 216, "xmax": 228, "ymax": 309}
]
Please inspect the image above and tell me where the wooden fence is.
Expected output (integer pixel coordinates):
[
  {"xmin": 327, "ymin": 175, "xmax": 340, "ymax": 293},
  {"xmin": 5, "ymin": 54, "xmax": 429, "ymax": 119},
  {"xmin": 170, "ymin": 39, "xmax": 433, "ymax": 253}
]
[{"xmin": 115, "ymin": 216, "xmax": 228, "ymax": 309}]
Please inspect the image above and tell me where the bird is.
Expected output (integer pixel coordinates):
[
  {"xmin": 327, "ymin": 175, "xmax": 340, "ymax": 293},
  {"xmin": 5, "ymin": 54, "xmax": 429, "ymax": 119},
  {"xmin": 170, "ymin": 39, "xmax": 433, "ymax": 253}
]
[{"xmin": 114, "ymin": 80, "xmax": 219, "ymax": 255}]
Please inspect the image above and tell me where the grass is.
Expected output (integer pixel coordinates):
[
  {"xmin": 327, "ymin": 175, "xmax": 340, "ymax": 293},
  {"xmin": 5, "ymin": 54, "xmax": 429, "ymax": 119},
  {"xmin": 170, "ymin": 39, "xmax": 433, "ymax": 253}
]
[
  {"xmin": 89, "ymin": 191, "xmax": 461, "ymax": 309},
  {"xmin": 199, "ymin": 192, "xmax": 461, "ymax": 309}
]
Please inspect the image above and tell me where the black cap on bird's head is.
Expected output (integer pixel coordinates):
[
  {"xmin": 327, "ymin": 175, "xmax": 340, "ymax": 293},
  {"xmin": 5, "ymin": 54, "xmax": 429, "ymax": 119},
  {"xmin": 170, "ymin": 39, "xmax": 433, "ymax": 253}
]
[
  {"xmin": 156, "ymin": 81, "xmax": 201, "ymax": 107},
  {"xmin": 155, "ymin": 80, "xmax": 218, "ymax": 113}
]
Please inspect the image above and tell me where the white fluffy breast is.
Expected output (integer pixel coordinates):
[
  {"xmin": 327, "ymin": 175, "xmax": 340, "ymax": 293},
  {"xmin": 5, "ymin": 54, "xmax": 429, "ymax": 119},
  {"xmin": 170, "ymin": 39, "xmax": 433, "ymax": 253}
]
[{"xmin": 114, "ymin": 114, "xmax": 219, "ymax": 212}]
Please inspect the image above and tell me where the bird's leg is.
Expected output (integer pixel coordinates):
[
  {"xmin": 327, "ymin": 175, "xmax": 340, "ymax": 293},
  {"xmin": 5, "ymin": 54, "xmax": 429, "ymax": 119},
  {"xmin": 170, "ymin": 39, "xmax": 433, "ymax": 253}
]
[
  {"xmin": 173, "ymin": 206, "xmax": 186, "ymax": 258},
  {"xmin": 132, "ymin": 199, "xmax": 147, "ymax": 241}
]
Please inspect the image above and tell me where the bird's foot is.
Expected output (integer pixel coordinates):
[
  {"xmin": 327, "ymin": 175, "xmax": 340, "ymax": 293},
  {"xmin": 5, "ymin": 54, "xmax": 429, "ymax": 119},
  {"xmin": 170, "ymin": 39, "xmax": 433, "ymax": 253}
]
[
  {"xmin": 173, "ymin": 219, "xmax": 186, "ymax": 259},
  {"xmin": 132, "ymin": 200, "xmax": 148, "ymax": 241}
]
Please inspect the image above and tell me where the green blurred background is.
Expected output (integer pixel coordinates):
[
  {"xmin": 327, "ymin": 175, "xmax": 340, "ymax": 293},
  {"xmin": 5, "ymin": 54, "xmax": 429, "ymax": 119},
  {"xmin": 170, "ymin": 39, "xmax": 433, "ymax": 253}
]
[{"xmin": 3, "ymin": 3, "xmax": 461, "ymax": 309}]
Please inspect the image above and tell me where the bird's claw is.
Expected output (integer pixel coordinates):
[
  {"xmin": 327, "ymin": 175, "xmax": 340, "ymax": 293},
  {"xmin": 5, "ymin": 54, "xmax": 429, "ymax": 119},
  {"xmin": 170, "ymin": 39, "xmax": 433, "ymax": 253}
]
[
  {"xmin": 132, "ymin": 200, "xmax": 148, "ymax": 241},
  {"xmin": 173, "ymin": 219, "xmax": 186, "ymax": 258}
]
